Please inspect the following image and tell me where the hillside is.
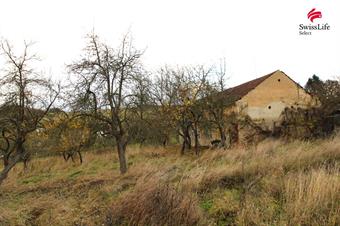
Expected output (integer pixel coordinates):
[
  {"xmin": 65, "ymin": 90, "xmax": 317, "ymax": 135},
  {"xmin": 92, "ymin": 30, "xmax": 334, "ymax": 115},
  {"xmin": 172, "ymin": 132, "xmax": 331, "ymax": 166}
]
[{"xmin": 0, "ymin": 137, "xmax": 339, "ymax": 226}]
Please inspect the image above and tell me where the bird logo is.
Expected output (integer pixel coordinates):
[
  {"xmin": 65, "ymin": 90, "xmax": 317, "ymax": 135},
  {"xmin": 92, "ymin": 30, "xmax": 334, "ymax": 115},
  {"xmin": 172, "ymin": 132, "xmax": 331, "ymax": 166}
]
[{"xmin": 307, "ymin": 8, "xmax": 322, "ymax": 23}]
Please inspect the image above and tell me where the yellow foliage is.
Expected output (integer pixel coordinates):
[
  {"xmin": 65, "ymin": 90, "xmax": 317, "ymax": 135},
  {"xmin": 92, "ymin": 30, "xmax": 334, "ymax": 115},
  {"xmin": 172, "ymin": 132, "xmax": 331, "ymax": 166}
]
[{"xmin": 42, "ymin": 113, "xmax": 93, "ymax": 152}]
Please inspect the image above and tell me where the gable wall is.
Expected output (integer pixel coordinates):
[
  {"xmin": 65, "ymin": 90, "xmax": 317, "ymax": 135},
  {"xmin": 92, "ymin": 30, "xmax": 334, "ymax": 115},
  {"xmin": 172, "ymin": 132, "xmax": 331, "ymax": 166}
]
[{"xmin": 235, "ymin": 71, "xmax": 315, "ymax": 127}]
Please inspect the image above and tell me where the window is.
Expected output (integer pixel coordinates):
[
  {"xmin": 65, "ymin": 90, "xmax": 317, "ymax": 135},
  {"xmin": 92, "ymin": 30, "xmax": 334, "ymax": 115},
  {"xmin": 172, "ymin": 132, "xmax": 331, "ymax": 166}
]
[
  {"xmin": 278, "ymin": 79, "xmax": 281, "ymax": 82},
  {"xmin": 268, "ymin": 106, "xmax": 271, "ymax": 109}
]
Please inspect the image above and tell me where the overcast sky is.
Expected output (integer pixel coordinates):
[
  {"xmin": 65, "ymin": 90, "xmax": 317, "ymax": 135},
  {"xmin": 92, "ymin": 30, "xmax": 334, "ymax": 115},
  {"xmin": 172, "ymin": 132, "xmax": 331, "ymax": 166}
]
[{"xmin": 0, "ymin": 0, "xmax": 339, "ymax": 87}]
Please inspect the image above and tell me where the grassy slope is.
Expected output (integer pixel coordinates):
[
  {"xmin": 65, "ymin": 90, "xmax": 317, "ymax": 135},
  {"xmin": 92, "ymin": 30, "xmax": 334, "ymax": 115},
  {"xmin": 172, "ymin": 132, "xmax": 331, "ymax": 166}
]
[{"xmin": 0, "ymin": 138, "xmax": 339, "ymax": 226}]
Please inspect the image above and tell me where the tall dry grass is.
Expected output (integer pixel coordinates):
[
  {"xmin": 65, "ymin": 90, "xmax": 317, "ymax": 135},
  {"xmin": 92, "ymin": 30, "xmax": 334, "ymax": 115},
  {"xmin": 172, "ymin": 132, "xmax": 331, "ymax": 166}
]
[
  {"xmin": 0, "ymin": 138, "xmax": 339, "ymax": 225},
  {"xmin": 106, "ymin": 175, "xmax": 202, "ymax": 226},
  {"xmin": 284, "ymin": 168, "xmax": 339, "ymax": 225},
  {"xmin": 178, "ymin": 137, "xmax": 340, "ymax": 225}
]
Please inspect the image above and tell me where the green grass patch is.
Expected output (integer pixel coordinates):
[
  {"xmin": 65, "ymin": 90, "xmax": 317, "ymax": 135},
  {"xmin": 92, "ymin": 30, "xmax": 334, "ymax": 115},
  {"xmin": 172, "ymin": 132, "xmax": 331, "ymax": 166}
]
[
  {"xmin": 110, "ymin": 162, "xmax": 119, "ymax": 170},
  {"xmin": 20, "ymin": 173, "xmax": 51, "ymax": 184},
  {"xmin": 200, "ymin": 199, "xmax": 213, "ymax": 211},
  {"xmin": 68, "ymin": 170, "xmax": 83, "ymax": 178}
]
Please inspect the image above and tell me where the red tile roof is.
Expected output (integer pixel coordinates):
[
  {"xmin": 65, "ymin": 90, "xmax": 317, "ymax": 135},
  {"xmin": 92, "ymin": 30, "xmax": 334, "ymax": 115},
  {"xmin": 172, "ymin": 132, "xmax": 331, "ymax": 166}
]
[{"xmin": 219, "ymin": 70, "xmax": 278, "ymax": 102}]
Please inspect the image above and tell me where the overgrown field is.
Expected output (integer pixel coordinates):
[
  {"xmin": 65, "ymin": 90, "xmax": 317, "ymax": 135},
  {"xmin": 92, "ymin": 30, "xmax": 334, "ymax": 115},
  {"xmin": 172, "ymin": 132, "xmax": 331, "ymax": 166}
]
[{"xmin": 0, "ymin": 137, "xmax": 340, "ymax": 226}]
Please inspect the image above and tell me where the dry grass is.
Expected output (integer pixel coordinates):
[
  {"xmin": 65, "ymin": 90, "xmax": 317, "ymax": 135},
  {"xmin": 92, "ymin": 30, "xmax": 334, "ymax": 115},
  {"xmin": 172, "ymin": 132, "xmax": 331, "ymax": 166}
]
[
  {"xmin": 0, "ymin": 138, "xmax": 339, "ymax": 226},
  {"xmin": 106, "ymin": 175, "xmax": 202, "ymax": 226},
  {"xmin": 284, "ymin": 168, "xmax": 339, "ymax": 225}
]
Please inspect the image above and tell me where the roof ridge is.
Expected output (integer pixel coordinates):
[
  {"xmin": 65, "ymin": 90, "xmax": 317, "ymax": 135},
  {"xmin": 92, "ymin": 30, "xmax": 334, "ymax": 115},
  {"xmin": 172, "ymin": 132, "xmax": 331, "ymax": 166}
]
[
  {"xmin": 219, "ymin": 70, "xmax": 278, "ymax": 102},
  {"xmin": 227, "ymin": 70, "xmax": 278, "ymax": 91}
]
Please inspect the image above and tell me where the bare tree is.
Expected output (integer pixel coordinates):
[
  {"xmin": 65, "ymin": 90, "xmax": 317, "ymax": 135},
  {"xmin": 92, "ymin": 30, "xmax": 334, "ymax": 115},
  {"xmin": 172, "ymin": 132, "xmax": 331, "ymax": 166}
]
[
  {"xmin": 0, "ymin": 40, "xmax": 59, "ymax": 185},
  {"xmin": 128, "ymin": 73, "xmax": 154, "ymax": 146},
  {"xmin": 153, "ymin": 65, "xmax": 211, "ymax": 155},
  {"xmin": 68, "ymin": 32, "xmax": 143, "ymax": 174},
  {"xmin": 186, "ymin": 66, "xmax": 211, "ymax": 155},
  {"xmin": 152, "ymin": 67, "xmax": 181, "ymax": 147},
  {"xmin": 153, "ymin": 66, "xmax": 190, "ymax": 154},
  {"xmin": 202, "ymin": 60, "xmax": 237, "ymax": 148}
]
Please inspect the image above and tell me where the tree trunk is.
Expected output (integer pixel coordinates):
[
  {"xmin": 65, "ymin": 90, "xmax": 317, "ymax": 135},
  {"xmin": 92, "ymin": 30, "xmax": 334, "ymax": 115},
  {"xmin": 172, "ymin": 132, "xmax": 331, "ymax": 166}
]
[
  {"xmin": 161, "ymin": 133, "xmax": 168, "ymax": 147},
  {"xmin": 218, "ymin": 126, "xmax": 227, "ymax": 149},
  {"xmin": 193, "ymin": 124, "xmax": 200, "ymax": 156},
  {"xmin": 1, "ymin": 138, "xmax": 28, "ymax": 183},
  {"xmin": 139, "ymin": 138, "xmax": 146, "ymax": 148},
  {"xmin": 185, "ymin": 128, "xmax": 192, "ymax": 150},
  {"xmin": 1, "ymin": 138, "xmax": 11, "ymax": 167},
  {"xmin": 3, "ymin": 154, "xmax": 9, "ymax": 167},
  {"xmin": 0, "ymin": 154, "xmax": 22, "ymax": 186},
  {"xmin": 162, "ymin": 138, "xmax": 167, "ymax": 147},
  {"xmin": 23, "ymin": 151, "xmax": 30, "ymax": 172},
  {"xmin": 15, "ymin": 138, "xmax": 29, "ymax": 172},
  {"xmin": 63, "ymin": 152, "xmax": 67, "ymax": 161},
  {"xmin": 77, "ymin": 151, "xmax": 83, "ymax": 164},
  {"xmin": 181, "ymin": 140, "xmax": 186, "ymax": 155},
  {"xmin": 179, "ymin": 133, "xmax": 186, "ymax": 155},
  {"xmin": 116, "ymin": 136, "xmax": 127, "ymax": 174}
]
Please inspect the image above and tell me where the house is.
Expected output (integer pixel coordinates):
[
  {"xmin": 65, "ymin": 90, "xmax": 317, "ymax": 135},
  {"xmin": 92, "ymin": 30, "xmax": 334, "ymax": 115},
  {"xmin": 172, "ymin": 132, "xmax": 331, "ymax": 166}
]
[
  {"xmin": 202, "ymin": 70, "xmax": 318, "ymax": 145},
  {"xmin": 224, "ymin": 70, "xmax": 316, "ymax": 128}
]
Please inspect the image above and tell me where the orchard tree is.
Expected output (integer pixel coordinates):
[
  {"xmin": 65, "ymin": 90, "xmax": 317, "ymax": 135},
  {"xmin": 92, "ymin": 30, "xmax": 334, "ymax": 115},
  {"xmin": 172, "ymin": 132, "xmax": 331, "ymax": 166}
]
[
  {"xmin": 202, "ymin": 61, "xmax": 237, "ymax": 148},
  {"xmin": 43, "ymin": 112, "xmax": 97, "ymax": 163},
  {"xmin": 153, "ymin": 65, "xmax": 211, "ymax": 155},
  {"xmin": 305, "ymin": 75, "xmax": 340, "ymax": 113},
  {"xmin": 152, "ymin": 67, "xmax": 180, "ymax": 146},
  {"xmin": 153, "ymin": 66, "xmax": 191, "ymax": 154},
  {"xmin": 0, "ymin": 40, "xmax": 59, "ymax": 185},
  {"xmin": 185, "ymin": 65, "xmax": 211, "ymax": 155},
  {"xmin": 128, "ymin": 73, "xmax": 154, "ymax": 145},
  {"xmin": 68, "ymin": 32, "xmax": 144, "ymax": 174}
]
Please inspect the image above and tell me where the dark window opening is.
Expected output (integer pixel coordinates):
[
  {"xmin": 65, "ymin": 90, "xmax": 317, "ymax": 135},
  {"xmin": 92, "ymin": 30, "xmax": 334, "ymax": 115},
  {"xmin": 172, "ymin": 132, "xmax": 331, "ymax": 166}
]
[
  {"xmin": 268, "ymin": 106, "xmax": 271, "ymax": 109},
  {"xmin": 278, "ymin": 79, "xmax": 281, "ymax": 82}
]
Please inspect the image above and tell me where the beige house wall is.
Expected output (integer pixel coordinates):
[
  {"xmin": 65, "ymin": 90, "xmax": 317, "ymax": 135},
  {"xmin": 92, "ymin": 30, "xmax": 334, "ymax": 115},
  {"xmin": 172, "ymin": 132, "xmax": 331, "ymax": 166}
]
[{"xmin": 235, "ymin": 71, "xmax": 316, "ymax": 129}]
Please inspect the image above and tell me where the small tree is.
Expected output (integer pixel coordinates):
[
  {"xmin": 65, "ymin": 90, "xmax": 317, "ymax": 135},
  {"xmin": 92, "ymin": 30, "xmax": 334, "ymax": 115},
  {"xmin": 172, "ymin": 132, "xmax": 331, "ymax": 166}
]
[
  {"xmin": 151, "ymin": 70, "xmax": 177, "ymax": 146},
  {"xmin": 153, "ymin": 66, "xmax": 190, "ymax": 153},
  {"xmin": 305, "ymin": 75, "xmax": 340, "ymax": 113},
  {"xmin": 186, "ymin": 66, "xmax": 211, "ymax": 155},
  {"xmin": 0, "ymin": 40, "xmax": 59, "ymax": 185},
  {"xmin": 128, "ymin": 73, "xmax": 154, "ymax": 146},
  {"xmin": 201, "ymin": 60, "xmax": 242, "ymax": 149},
  {"xmin": 305, "ymin": 75, "xmax": 324, "ymax": 96},
  {"xmin": 68, "ymin": 32, "xmax": 144, "ymax": 174},
  {"xmin": 153, "ymin": 65, "xmax": 211, "ymax": 155},
  {"xmin": 43, "ymin": 112, "xmax": 97, "ymax": 163}
]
